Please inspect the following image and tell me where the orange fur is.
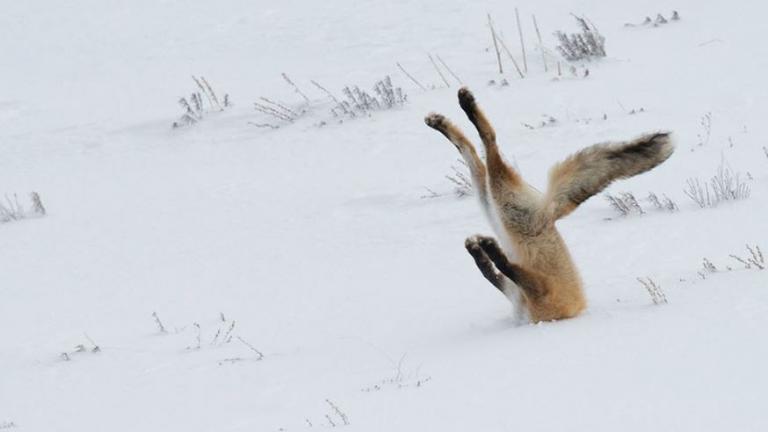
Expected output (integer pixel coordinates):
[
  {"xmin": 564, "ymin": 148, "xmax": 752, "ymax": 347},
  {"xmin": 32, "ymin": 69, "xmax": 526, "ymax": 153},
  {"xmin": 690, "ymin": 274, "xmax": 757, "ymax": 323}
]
[{"xmin": 426, "ymin": 88, "xmax": 674, "ymax": 322}]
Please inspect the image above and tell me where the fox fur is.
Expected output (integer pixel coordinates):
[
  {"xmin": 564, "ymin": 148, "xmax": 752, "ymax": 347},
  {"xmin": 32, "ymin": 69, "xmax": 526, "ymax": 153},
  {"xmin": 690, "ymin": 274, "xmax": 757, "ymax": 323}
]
[{"xmin": 425, "ymin": 87, "xmax": 674, "ymax": 322}]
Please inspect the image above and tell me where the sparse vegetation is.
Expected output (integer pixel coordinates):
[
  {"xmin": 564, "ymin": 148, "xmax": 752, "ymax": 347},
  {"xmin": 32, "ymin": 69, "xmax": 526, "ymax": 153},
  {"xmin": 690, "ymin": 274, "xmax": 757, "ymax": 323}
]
[
  {"xmin": 0, "ymin": 192, "xmax": 46, "ymax": 224},
  {"xmin": 332, "ymin": 76, "xmax": 407, "ymax": 120},
  {"xmin": 150, "ymin": 312, "xmax": 264, "ymax": 364},
  {"xmin": 421, "ymin": 159, "xmax": 473, "ymax": 199},
  {"xmin": 684, "ymin": 159, "xmax": 750, "ymax": 208},
  {"xmin": 605, "ymin": 191, "xmax": 677, "ymax": 217},
  {"xmin": 555, "ymin": 15, "xmax": 606, "ymax": 61},
  {"xmin": 606, "ymin": 192, "xmax": 644, "ymax": 216},
  {"xmin": 250, "ymin": 73, "xmax": 313, "ymax": 128},
  {"xmin": 60, "ymin": 334, "xmax": 101, "ymax": 362},
  {"xmin": 361, "ymin": 354, "xmax": 431, "ymax": 392},
  {"xmin": 151, "ymin": 311, "xmax": 167, "ymax": 334},
  {"xmin": 698, "ymin": 244, "xmax": 764, "ymax": 279},
  {"xmin": 252, "ymin": 75, "xmax": 407, "ymax": 129},
  {"xmin": 172, "ymin": 76, "xmax": 231, "ymax": 128},
  {"xmin": 638, "ymin": 277, "xmax": 667, "ymax": 305},
  {"xmin": 696, "ymin": 112, "xmax": 712, "ymax": 147},
  {"xmin": 647, "ymin": 192, "xmax": 679, "ymax": 212},
  {"xmin": 325, "ymin": 399, "xmax": 349, "ymax": 426},
  {"xmin": 702, "ymin": 257, "xmax": 717, "ymax": 273},
  {"xmin": 730, "ymin": 244, "xmax": 765, "ymax": 270},
  {"xmin": 396, "ymin": 62, "xmax": 427, "ymax": 91}
]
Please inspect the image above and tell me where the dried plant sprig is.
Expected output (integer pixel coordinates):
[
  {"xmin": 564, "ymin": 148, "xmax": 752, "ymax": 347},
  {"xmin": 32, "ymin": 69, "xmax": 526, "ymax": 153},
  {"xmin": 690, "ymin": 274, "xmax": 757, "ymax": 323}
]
[
  {"xmin": 428, "ymin": 54, "xmax": 450, "ymax": 87},
  {"xmin": 436, "ymin": 54, "xmax": 462, "ymax": 84},
  {"xmin": 396, "ymin": 62, "xmax": 426, "ymax": 91},
  {"xmin": 555, "ymin": 15, "xmax": 606, "ymax": 62},
  {"xmin": 494, "ymin": 30, "xmax": 526, "ymax": 78},
  {"xmin": 325, "ymin": 399, "xmax": 349, "ymax": 426},
  {"xmin": 637, "ymin": 277, "xmax": 667, "ymax": 305},
  {"xmin": 281, "ymin": 72, "xmax": 310, "ymax": 103}
]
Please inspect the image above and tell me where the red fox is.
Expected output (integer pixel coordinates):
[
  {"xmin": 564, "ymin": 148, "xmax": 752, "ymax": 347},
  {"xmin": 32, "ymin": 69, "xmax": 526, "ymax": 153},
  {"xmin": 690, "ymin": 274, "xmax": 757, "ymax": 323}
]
[{"xmin": 425, "ymin": 88, "xmax": 673, "ymax": 322}]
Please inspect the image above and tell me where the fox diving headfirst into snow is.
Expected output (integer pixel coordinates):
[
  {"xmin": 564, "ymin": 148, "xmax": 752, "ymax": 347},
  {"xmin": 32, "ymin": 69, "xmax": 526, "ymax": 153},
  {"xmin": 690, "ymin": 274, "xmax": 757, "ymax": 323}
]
[{"xmin": 425, "ymin": 88, "xmax": 674, "ymax": 323}]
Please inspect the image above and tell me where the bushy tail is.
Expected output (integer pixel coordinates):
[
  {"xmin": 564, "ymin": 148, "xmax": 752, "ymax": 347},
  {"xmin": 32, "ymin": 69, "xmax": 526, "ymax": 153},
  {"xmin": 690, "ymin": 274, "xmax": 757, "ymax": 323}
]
[{"xmin": 545, "ymin": 132, "xmax": 674, "ymax": 220}]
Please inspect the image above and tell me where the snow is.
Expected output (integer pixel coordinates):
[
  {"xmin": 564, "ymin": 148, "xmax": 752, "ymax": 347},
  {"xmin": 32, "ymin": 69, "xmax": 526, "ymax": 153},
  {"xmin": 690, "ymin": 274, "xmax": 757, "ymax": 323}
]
[{"xmin": 1, "ymin": 0, "xmax": 767, "ymax": 431}]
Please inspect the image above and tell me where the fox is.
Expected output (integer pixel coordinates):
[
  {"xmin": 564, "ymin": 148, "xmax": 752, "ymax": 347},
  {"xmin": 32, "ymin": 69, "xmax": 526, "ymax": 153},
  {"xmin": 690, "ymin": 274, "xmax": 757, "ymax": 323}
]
[{"xmin": 425, "ymin": 87, "xmax": 674, "ymax": 322}]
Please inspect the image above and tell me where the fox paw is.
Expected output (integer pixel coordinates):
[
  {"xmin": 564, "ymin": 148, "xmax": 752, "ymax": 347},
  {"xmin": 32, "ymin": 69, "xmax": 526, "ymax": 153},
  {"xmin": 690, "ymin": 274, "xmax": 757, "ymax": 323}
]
[
  {"xmin": 424, "ymin": 112, "xmax": 446, "ymax": 129},
  {"xmin": 457, "ymin": 87, "xmax": 476, "ymax": 110}
]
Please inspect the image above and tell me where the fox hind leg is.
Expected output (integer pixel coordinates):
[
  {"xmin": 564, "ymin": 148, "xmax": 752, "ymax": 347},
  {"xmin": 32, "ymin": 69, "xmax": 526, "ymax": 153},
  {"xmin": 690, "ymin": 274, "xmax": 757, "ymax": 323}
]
[
  {"xmin": 455, "ymin": 88, "xmax": 543, "ymax": 235},
  {"xmin": 425, "ymin": 112, "xmax": 492, "ymax": 215},
  {"xmin": 456, "ymin": 88, "xmax": 522, "ymax": 190}
]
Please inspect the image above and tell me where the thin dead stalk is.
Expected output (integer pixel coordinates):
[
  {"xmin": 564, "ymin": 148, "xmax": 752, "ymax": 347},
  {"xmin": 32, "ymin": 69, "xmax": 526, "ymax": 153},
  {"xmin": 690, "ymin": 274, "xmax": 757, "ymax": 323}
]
[
  {"xmin": 436, "ymin": 54, "xmax": 462, "ymax": 84},
  {"xmin": 515, "ymin": 8, "xmax": 528, "ymax": 74},
  {"xmin": 396, "ymin": 62, "xmax": 426, "ymax": 91},
  {"xmin": 488, "ymin": 14, "xmax": 503, "ymax": 74},
  {"xmin": 428, "ymin": 54, "xmax": 450, "ymax": 87},
  {"xmin": 236, "ymin": 336, "xmax": 265, "ymax": 360},
  {"xmin": 281, "ymin": 73, "xmax": 310, "ymax": 103},
  {"xmin": 532, "ymin": 14, "xmax": 547, "ymax": 72},
  {"xmin": 311, "ymin": 80, "xmax": 341, "ymax": 104},
  {"xmin": 496, "ymin": 32, "xmax": 525, "ymax": 78}
]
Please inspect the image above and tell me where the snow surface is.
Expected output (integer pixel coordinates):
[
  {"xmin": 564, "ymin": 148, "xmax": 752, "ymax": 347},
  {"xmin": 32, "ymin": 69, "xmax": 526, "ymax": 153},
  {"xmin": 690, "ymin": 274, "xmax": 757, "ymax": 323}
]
[{"xmin": 2, "ymin": 0, "xmax": 767, "ymax": 431}]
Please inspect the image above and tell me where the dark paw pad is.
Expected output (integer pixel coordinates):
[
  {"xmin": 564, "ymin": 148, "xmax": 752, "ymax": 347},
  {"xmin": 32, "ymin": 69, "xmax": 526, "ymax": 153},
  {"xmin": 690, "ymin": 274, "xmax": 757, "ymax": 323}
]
[
  {"xmin": 424, "ymin": 113, "xmax": 446, "ymax": 129},
  {"xmin": 477, "ymin": 236, "xmax": 499, "ymax": 251},
  {"xmin": 465, "ymin": 238, "xmax": 482, "ymax": 252},
  {"xmin": 457, "ymin": 87, "xmax": 476, "ymax": 110}
]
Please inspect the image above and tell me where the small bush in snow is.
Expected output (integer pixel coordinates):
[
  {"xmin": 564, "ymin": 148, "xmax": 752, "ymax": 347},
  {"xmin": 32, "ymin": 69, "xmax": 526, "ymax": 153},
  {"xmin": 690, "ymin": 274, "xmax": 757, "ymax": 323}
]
[
  {"xmin": 683, "ymin": 160, "xmax": 750, "ymax": 208},
  {"xmin": 638, "ymin": 277, "xmax": 667, "ymax": 305},
  {"xmin": 555, "ymin": 15, "xmax": 606, "ymax": 62},
  {"xmin": 699, "ymin": 245, "xmax": 763, "ymax": 278},
  {"xmin": 605, "ymin": 192, "xmax": 644, "ymax": 216},
  {"xmin": 0, "ymin": 192, "xmax": 46, "ymax": 224},
  {"xmin": 250, "ymin": 73, "xmax": 313, "ymax": 129},
  {"xmin": 421, "ymin": 159, "xmax": 473, "ymax": 199},
  {"xmin": 331, "ymin": 76, "xmax": 407, "ymax": 120},
  {"xmin": 702, "ymin": 257, "xmax": 718, "ymax": 273},
  {"xmin": 324, "ymin": 399, "xmax": 349, "ymax": 427},
  {"xmin": 647, "ymin": 192, "xmax": 678, "ymax": 212},
  {"xmin": 172, "ymin": 76, "xmax": 230, "ymax": 128},
  {"xmin": 606, "ymin": 191, "xmax": 678, "ymax": 218},
  {"xmin": 252, "ymin": 75, "xmax": 407, "ymax": 130},
  {"xmin": 252, "ymin": 96, "xmax": 307, "ymax": 126},
  {"xmin": 299, "ymin": 399, "xmax": 351, "ymax": 429},
  {"xmin": 696, "ymin": 112, "xmax": 712, "ymax": 147},
  {"xmin": 446, "ymin": 160, "xmax": 473, "ymax": 197},
  {"xmin": 729, "ymin": 244, "xmax": 765, "ymax": 270}
]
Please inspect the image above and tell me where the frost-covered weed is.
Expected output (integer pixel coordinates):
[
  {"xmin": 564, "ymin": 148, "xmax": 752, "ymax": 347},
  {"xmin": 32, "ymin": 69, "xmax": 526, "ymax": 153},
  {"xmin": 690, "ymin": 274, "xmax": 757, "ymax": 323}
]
[
  {"xmin": 331, "ymin": 76, "xmax": 407, "ymax": 120},
  {"xmin": 0, "ymin": 192, "xmax": 46, "ymax": 224},
  {"xmin": 555, "ymin": 15, "xmax": 606, "ymax": 61},
  {"xmin": 638, "ymin": 277, "xmax": 667, "ymax": 305},
  {"xmin": 605, "ymin": 191, "xmax": 678, "ymax": 217},
  {"xmin": 172, "ymin": 76, "xmax": 230, "ymax": 128},
  {"xmin": 421, "ymin": 159, "xmax": 473, "ymax": 199},
  {"xmin": 729, "ymin": 244, "xmax": 765, "ymax": 270},
  {"xmin": 684, "ymin": 159, "xmax": 750, "ymax": 208}
]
